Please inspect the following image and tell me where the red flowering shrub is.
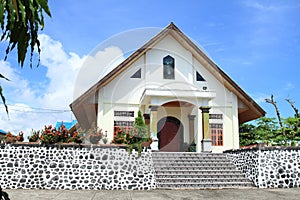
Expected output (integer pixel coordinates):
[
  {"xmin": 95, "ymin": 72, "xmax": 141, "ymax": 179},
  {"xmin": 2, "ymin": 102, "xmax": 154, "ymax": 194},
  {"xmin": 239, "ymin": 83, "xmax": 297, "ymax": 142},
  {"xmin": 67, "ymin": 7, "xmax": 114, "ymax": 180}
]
[
  {"xmin": 28, "ymin": 130, "xmax": 40, "ymax": 142},
  {"xmin": 4, "ymin": 132, "xmax": 16, "ymax": 143},
  {"xmin": 40, "ymin": 125, "xmax": 59, "ymax": 144},
  {"xmin": 67, "ymin": 131, "xmax": 82, "ymax": 143},
  {"xmin": 39, "ymin": 124, "xmax": 83, "ymax": 144}
]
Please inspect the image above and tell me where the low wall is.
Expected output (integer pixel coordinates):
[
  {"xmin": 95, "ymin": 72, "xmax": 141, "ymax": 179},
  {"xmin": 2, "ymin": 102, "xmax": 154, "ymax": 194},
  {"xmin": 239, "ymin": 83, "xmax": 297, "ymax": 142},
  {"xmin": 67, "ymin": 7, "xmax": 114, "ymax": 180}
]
[
  {"xmin": 225, "ymin": 147, "xmax": 300, "ymax": 188},
  {"xmin": 0, "ymin": 144, "xmax": 156, "ymax": 190}
]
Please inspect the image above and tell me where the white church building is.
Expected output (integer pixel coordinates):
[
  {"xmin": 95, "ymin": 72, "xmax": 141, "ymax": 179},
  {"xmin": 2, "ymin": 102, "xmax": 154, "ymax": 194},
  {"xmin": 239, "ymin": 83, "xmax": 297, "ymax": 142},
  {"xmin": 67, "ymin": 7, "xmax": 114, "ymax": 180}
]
[{"xmin": 70, "ymin": 23, "xmax": 265, "ymax": 153}]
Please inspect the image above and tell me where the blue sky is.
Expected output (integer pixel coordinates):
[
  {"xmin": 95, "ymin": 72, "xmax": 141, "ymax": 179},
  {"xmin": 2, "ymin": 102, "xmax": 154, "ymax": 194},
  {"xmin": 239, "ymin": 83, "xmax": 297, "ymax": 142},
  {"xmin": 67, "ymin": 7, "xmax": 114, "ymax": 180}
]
[{"xmin": 0, "ymin": 0, "xmax": 300, "ymax": 136}]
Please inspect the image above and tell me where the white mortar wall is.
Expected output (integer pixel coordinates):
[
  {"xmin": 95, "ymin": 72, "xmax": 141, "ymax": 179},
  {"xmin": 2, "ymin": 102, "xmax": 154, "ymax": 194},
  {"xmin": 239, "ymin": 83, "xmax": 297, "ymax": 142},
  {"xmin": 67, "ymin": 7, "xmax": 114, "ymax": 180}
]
[
  {"xmin": 227, "ymin": 148, "xmax": 300, "ymax": 188},
  {"xmin": 0, "ymin": 145, "xmax": 156, "ymax": 190}
]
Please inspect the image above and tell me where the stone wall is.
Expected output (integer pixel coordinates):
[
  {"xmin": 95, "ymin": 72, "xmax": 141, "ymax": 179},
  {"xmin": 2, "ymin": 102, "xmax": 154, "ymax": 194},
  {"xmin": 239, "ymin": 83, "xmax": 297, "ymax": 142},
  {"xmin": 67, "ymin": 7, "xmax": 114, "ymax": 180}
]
[
  {"xmin": 0, "ymin": 144, "xmax": 156, "ymax": 190},
  {"xmin": 226, "ymin": 147, "xmax": 300, "ymax": 188}
]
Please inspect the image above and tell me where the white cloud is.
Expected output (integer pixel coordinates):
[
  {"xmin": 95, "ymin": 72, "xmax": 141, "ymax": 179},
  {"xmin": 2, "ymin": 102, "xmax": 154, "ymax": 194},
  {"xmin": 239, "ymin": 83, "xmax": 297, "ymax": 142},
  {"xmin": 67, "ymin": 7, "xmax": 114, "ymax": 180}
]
[
  {"xmin": 252, "ymin": 93, "xmax": 269, "ymax": 104},
  {"xmin": 0, "ymin": 34, "xmax": 124, "ymax": 140},
  {"xmin": 0, "ymin": 60, "xmax": 37, "ymax": 103},
  {"xmin": 73, "ymin": 46, "xmax": 124, "ymax": 99},
  {"xmin": 243, "ymin": 1, "xmax": 300, "ymax": 12},
  {"xmin": 284, "ymin": 82, "xmax": 295, "ymax": 91}
]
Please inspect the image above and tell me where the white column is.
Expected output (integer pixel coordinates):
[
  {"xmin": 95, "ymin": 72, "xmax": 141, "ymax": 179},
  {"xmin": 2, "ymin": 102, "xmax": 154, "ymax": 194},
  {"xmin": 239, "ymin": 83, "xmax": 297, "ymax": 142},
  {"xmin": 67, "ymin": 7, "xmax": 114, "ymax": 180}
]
[{"xmin": 150, "ymin": 106, "xmax": 159, "ymax": 150}]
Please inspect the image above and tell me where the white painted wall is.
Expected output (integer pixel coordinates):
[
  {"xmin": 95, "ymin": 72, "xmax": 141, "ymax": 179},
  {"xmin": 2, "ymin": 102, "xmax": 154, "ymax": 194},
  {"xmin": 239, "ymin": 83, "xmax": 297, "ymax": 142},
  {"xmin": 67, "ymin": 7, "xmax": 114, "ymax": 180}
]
[{"xmin": 96, "ymin": 34, "xmax": 240, "ymax": 152}]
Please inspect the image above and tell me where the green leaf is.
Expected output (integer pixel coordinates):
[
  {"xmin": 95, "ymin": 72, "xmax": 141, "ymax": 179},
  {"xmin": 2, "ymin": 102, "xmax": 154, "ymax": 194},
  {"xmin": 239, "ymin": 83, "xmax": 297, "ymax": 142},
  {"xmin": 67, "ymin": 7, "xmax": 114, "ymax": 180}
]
[
  {"xmin": 0, "ymin": 73, "xmax": 10, "ymax": 81},
  {"xmin": 0, "ymin": 1, "xmax": 5, "ymax": 25},
  {"xmin": 2, "ymin": 191, "xmax": 10, "ymax": 200},
  {"xmin": 18, "ymin": 0, "xmax": 27, "ymax": 26},
  {"xmin": 1, "ymin": 0, "xmax": 51, "ymax": 67},
  {"xmin": 0, "ymin": 86, "xmax": 9, "ymax": 115},
  {"xmin": 17, "ymin": 31, "xmax": 30, "ymax": 66},
  {"xmin": 37, "ymin": 0, "xmax": 51, "ymax": 17}
]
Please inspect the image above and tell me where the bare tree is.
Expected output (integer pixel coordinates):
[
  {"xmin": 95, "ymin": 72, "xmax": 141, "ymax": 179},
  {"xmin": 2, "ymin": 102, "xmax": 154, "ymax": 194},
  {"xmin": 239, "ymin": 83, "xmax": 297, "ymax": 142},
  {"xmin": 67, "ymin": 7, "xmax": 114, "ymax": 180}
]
[
  {"xmin": 265, "ymin": 95, "xmax": 285, "ymax": 135},
  {"xmin": 285, "ymin": 98, "xmax": 300, "ymax": 118}
]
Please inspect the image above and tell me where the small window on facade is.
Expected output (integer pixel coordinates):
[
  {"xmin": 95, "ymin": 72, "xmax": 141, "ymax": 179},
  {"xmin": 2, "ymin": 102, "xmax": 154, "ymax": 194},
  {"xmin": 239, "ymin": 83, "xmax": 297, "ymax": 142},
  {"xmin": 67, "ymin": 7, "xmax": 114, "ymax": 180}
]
[
  {"xmin": 163, "ymin": 55, "xmax": 175, "ymax": 79},
  {"xmin": 209, "ymin": 114, "xmax": 223, "ymax": 120},
  {"xmin": 210, "ymin": 123, "xmax": 223, "ymax": 146},
  {"xmin": 114, "ymin": 111, "xmax": 134, "ymax": 117},
  {"xmin": 196, "ymin": 71, "xmax": 205, "ymax": 81},
  {"xmin": 114, "ymin": 121, "xmax": 134, "ymax": 127},
  {"xmin": 130, "ymin": 68, "xmax": 141, "ymax": 78}
]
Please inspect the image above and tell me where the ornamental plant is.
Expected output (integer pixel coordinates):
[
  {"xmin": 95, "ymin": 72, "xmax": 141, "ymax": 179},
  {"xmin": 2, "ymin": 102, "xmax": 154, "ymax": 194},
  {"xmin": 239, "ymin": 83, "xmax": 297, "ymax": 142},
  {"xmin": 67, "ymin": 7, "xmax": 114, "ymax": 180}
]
[
  {"xmin": 56, "ymin": 124, "xmax": 69, "ymax": 143},
  {"xmin": 16, "ymin": 131, "xmax": 24, "ymax": 142},
  {"xmin": 28, "ymin": 130, "xmax": 40, "ymax": 142},
  {"xmin": 4, "ymin": 132, "xmax": 16, "ymax": 143},
  {"xmin": 40, "ymin": 125, "xmax": 59, "ymax": 144},
  {"xmin": 87, "ymin": 126, "xmax": 103, "ymax": 144},
  {"xmin": 67, "ymin": 131, "xmax": 83, "ymax": 144},
  {"xmin": 39, "ymin": 124, "xmax": 83, "ymax": 144},
  {"xmin": 112, "ymin": 111, "xmax": 151, "ymax": 153}
]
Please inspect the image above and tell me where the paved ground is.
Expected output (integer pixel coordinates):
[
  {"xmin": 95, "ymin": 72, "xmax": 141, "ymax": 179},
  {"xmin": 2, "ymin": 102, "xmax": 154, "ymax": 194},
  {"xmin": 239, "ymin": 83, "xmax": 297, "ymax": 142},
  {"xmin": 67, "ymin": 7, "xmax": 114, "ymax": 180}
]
[{"xmin": 4, "ymin": 188, "xmax": 300, "ymax": 200}]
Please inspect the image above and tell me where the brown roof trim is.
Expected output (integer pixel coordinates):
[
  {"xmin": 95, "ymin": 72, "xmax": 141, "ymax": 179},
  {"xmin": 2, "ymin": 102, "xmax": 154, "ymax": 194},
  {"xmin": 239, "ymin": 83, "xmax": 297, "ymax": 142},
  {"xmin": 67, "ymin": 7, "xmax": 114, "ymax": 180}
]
[
  {"xmin": 70, "ymin": 23, "xmax": 174, "ymax": 109},
  {"xmin": 70, "ymin": 22, "xmax": 265, "ymax": 121},
  {"xmin": 166, "ymin": 23, "xmax": 266, "ymax": 119}
]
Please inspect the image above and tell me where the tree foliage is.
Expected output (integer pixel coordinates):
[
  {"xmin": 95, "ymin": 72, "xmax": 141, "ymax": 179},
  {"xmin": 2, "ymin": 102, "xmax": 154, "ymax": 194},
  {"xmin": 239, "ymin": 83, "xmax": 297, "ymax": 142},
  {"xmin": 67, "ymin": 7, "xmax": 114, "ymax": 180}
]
[
  {"xmin": 239, "ymin": 123, "xmax": 256, "ymax": 147},
  {"xmin": 240, "ymin": 117, "xmax": 300, "ymax": 147},
  {"xmin": 240, "ymin": 97, "xmax": 300, "ymax": 147},
  {"xmin": 0, "ymin": 0, "xmax": 51, "ymax": 67},
  {"xmin": 0, "ymin": 186, "xmax": 10, "ymax": 200},
  {"xmin": 0, "ymin": 0, "xmax": 51, "ymax": 114}
]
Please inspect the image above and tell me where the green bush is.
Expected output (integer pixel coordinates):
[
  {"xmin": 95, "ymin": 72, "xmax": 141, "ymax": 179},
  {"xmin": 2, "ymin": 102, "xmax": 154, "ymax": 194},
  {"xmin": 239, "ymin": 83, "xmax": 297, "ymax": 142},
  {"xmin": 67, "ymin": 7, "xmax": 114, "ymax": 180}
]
[{"xmin": 112, "ymin": 111, "xmax": 151, "ymax": 153}]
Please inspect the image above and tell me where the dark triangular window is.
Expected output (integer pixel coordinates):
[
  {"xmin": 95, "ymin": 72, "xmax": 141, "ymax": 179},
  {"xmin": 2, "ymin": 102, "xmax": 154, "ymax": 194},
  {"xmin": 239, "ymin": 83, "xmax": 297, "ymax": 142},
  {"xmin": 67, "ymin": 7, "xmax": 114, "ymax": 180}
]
[
  {"xmin": 130, "ymin": 68, "xmax": 141, "ymax": 78},
  {"xmin": 196, "ymin": 71, "xmax": 205, "ymax": 81}
]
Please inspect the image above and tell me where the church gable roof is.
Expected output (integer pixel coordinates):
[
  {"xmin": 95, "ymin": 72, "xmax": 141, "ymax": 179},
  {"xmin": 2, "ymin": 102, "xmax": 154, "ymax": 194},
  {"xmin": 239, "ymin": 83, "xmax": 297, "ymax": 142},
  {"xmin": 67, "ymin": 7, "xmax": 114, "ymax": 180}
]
[{"xmin": 70, "ymin": 22, "xmax": 265, "ymax": 123}]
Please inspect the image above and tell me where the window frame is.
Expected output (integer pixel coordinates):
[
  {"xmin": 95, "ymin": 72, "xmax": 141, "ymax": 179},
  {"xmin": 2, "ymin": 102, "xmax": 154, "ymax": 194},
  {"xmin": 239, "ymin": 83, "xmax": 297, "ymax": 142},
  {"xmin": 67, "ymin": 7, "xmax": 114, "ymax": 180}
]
[
  {"xmin": 163, "ymin": 55, "xmax": 175, "ymax": 79},
  {"xmin": 210, "ymin": 123, "xmax": 223, "ymax": 146}
]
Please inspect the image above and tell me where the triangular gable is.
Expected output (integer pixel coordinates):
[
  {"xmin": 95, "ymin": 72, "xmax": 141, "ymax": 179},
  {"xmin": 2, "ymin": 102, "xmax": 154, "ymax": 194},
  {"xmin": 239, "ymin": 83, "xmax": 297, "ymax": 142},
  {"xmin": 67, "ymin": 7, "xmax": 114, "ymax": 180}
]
[{"xmin": 70, "ymin": 22, "xmax": 265, "ymax": 124}]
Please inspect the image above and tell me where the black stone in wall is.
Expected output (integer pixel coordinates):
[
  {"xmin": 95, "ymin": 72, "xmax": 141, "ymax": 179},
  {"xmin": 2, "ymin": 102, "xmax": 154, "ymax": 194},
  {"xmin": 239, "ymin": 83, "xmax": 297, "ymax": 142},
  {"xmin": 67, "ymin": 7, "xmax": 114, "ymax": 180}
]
[{"xmin": 0, "ymin": 145, "xmax": 156, "ymax": 190}]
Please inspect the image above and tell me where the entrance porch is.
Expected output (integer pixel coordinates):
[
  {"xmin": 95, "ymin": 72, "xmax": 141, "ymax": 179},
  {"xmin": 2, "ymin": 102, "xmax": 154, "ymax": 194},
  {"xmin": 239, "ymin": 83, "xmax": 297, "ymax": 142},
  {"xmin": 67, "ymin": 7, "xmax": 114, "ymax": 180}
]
[
  {"xmin": 142, "ymin": 101, "xmax": 213, "ymax": 152},
  {"xmin": 140, "ymin": 87, "xmax": 216, "ymax": 152}
]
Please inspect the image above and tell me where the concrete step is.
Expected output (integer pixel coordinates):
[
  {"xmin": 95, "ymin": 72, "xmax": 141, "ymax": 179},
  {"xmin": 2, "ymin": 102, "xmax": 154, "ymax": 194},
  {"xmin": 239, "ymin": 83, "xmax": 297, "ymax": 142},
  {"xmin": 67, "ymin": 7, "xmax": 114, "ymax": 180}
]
[
  {"xmin": 152, "ymin": 153, "xmax": 226, "ymax": 159},
  {"xmin": 156, "ymin": 182, "xmax": 255, "ymax": 189},
  {"xmin": 155, "ymin": 173, "xmax": 247, "ymax": 179},
  {"xmin": 154, "ymin": 166, "xmax": 237, "ymax": 171},
  {"xmin": 154, "ymin": 169, "xmax": 242, "ymax": 174},
  {"xmin": 152, "ymin": 152, "xmax": 254, "ymax": 189},
  {"xmin": 154, "ymin": 162, "xmax": 232, "ymax": 167},
  {"xmin": 156, "ymin": 177, "xmax": 251, "ymax": 183},
  {"xmin": 152, "ymin": 158, "xmax": 231, "ymax": 163}
]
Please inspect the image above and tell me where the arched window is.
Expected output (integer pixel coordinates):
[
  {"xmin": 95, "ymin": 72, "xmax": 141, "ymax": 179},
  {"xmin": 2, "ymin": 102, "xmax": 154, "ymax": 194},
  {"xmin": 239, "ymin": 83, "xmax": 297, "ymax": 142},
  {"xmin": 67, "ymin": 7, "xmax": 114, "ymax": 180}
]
[{"xmin": 163, "ymin": 55, "xmax": 175, "ymax": 79}]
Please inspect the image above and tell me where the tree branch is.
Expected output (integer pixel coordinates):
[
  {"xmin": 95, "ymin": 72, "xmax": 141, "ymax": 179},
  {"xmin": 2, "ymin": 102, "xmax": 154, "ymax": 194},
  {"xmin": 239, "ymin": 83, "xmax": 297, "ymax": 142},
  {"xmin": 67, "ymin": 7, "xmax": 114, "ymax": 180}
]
[
  {"xmin": 285, "ymin": 98, "xmax": 299, "ymax": 118},
  {"xmin": 265, "ymin": 95, "xmax": 284, "ymax": 135}
]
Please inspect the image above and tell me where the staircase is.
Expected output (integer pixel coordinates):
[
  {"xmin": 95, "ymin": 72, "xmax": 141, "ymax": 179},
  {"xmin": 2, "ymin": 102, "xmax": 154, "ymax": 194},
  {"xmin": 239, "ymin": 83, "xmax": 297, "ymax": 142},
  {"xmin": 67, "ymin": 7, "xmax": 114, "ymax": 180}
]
[{"xmin": 152, "ymin": 152, "xmax": 255, "ymax": 189}]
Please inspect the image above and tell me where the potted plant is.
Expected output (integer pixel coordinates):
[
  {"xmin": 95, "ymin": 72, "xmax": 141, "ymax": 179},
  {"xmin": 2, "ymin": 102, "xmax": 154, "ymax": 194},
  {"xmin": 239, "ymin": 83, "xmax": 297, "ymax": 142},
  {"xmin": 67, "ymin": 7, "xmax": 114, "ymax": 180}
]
[
  {"xmin": 16, "ymin": 131, "xmax": 24, "ymax": 142},
  {"xmin": 87, "ymin": 126, "xmax": 103, "ymax": 144},
  {"xmin": 4, "ymin": 132, "xmax": 16, "ymax": 144}
]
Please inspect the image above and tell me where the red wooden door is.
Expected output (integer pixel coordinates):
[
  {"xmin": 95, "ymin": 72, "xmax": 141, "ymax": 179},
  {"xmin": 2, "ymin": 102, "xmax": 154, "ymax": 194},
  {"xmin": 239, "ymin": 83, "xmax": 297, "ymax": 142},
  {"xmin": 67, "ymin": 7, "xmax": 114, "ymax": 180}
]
[{"xmin": 158, "ymin": 117, "xmax": 182, "ymax": 152}]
